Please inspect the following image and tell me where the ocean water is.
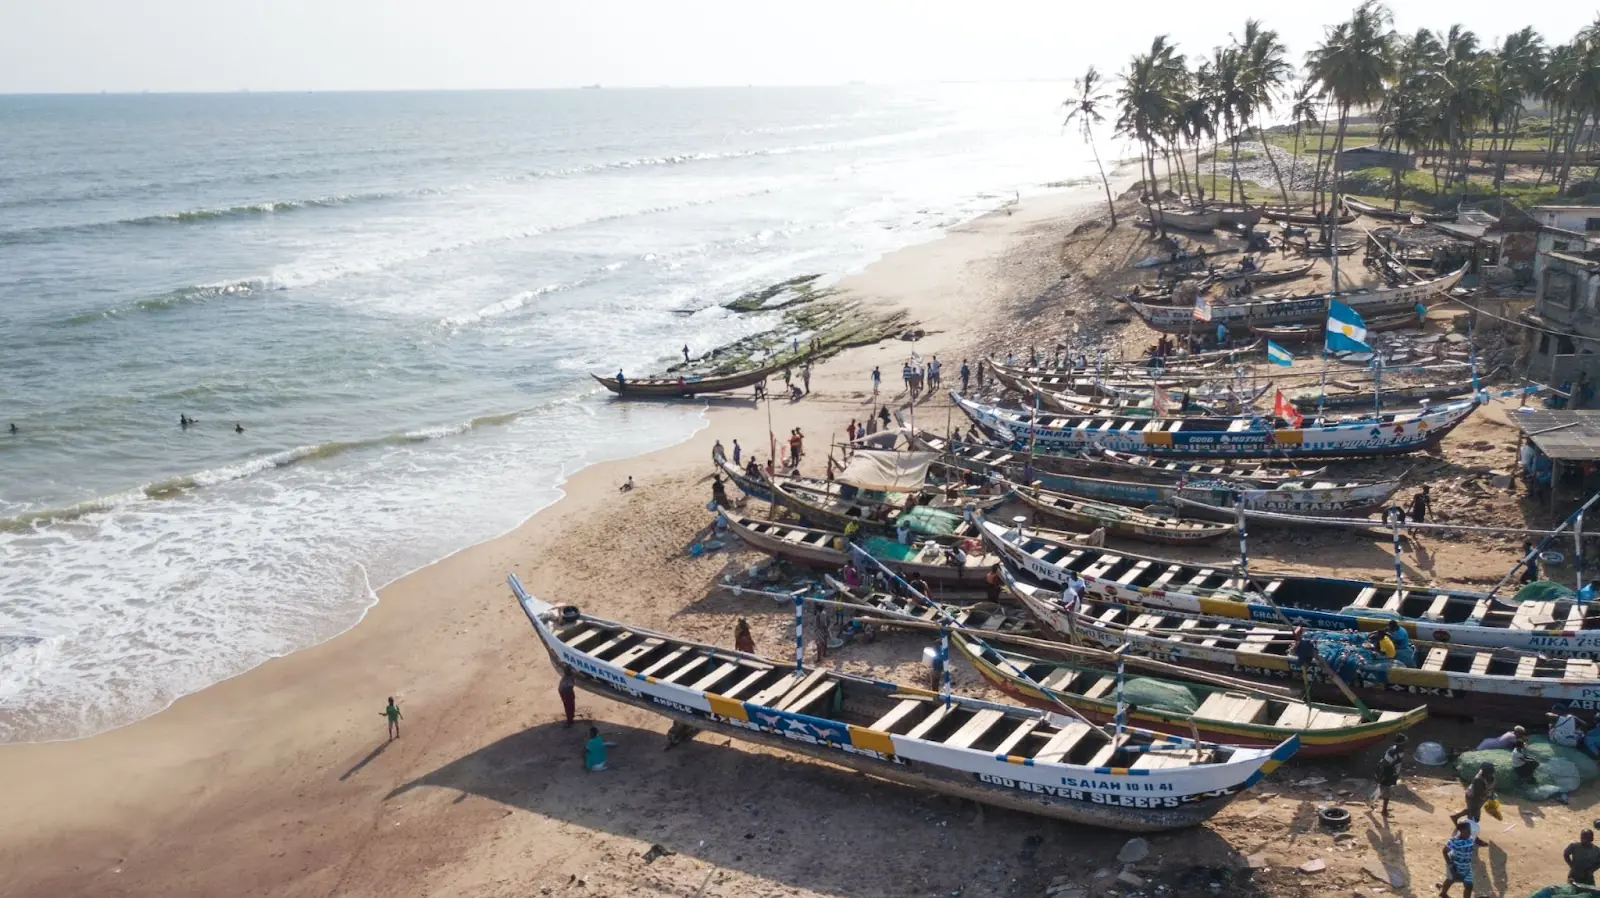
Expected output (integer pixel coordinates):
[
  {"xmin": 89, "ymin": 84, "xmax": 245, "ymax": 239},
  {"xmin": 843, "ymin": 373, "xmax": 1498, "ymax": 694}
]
[{"xmin": 0, "ymin": 85, "xmax": 1088, "ymax": 742}]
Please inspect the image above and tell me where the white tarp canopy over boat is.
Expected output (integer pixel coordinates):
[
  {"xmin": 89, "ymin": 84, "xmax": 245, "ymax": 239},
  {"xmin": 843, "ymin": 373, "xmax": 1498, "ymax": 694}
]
[{"xmin": 836, "ymin": 449, "xmax": 937, "ymax": 491}]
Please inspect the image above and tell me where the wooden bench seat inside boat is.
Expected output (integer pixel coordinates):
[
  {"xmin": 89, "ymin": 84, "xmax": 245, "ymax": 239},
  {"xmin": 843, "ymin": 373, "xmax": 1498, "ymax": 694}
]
[
  {"xmin": 1041, "ymin": 669, "xmax": 1082, "ymax": 692},
  {"xmin": 872, "ymin": 698, "xmax": 927, "ymax": 733},
  {"xmin": 1081, "ymin": 677, "xmax": 1116, "ymax": 700},
  {"xmin": 906, "ymin": 704, "xmax": 957, "ymax": 740},
  {"xmin": 765, "ymin": 669, "xmax": 829, "ymax": 710},
  {"xmin": 721, "ymin": 668, "xmax": 773, "ymax": 700},
  {"xmin": 1086, "ymin": 734, "xmax": 1128, "ymax": 768},
  {"xmin": 689, "ymin": 661, "xmax": 741, "ymax": 692},
  {"xmin": 992, "ymin": 718, "xmax": 1042, "ymax": 757},
  {"xmin": 1195, "ymin": 692, "xmax": 1267, "ymax": 724},
  {"xmin": 1274, "ymin": 705, "xmax": 1358, "ymax": 730},
  {"xmin": 749, "ymin": 672, "xmax": 803, "ymax": 707},
  {"xmin": 945, "ymin": 709, "xmax": 1005, "ymax": 749},
  {"xmin": 658, "ymin": 655, "xmax": 710, "ymax": 685},
  {"xmin": 1132, "ymin": 750, "xmax": 1189, "ymax": 771},
  {"xmin": 1421, "ymin": 648, "xmax": 1448, "ymax": 671},
  {"xmin": 1033, "ymin": 722, "xmax": 1092, "ymax": 764},
  {"xmin": 563, "ymin": 627, "xmax": 606, "ymax": 651},
  {"xmin": 786, "ymin": 680, "xmax": 839, "ymax": 716},
  {"xmin": 638, "ymin": 646, "xmax": 690, "ymax": 678},
  {"xmin": 588, "ymin": 631, "xmax": 634, "ymax": 658},
  {"xmin": 611, "ymin": 637, "xmax": 665, "ymax": 670}
]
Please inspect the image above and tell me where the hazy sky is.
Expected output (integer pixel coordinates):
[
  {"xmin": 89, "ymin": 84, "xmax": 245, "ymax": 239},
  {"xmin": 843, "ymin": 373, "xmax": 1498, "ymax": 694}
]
[{"xmin": 0, "ymin": 0, "xmax": 1594, "ymax": 93}]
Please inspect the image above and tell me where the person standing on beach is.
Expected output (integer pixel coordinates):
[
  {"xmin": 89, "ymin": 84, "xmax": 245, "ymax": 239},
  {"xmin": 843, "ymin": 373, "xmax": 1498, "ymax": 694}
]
[
  {"xmin": 1567, "ymin": 829, "xmax": 1600, "ymax": 886},
  {"xmin": 1440, "ymin": 820, "xmax": 1485, "ymax": 898},
  {"xmin": 382, "ymin": 697, "xmax": 403, "ymax": 741},
  {"xmin": 960, "ymin": 360, "xmax": 970, "ymax": 393},
  {"xmin": 1374, "ymin": 734, "xmax": 1407, "ymax": 817},
  {"xmin": 976, "ymin": 360, "xmax": 986, "ymax": 389},
  {"xmin": 1452, "ymin": 762, "xmax": 1496, "ymax": 826},
  {"xmin": 1411, "ymin": 485, "xmax": 1431, "ymax": 524},
  {"xmin": 878, "ymin": 405, "xmax": 891, "ymax": 428},
  {"xmin": 731, "ymin": 439, "xmax": 742, "ymax": 465},
  {"xmin": 558, "ymin": 665, "xmax": 577, "ymax": 728},
  {"xmin": 683, "ymin": 345, "xmax": 691, "ymax": 363},
  {"xmin": 734, "ymin": 618, "xmax": 756, "ymax": 654},
  {"xmin": 871, "ymin": 366, "xmax": 881, "ymax": 395},
  {"xmin": 801, "ymin": 362, "xmax": 811, "ymax": 395},
  {"xmin": 712, "ymin": 439, "xmax": 726, "ymax": 465}
]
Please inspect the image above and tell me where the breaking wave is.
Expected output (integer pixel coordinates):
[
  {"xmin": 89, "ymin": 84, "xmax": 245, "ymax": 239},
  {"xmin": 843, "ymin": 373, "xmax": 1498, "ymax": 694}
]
[{"xmin": 0, "ymin": 192, "xmax": 395, "ymax": 246}]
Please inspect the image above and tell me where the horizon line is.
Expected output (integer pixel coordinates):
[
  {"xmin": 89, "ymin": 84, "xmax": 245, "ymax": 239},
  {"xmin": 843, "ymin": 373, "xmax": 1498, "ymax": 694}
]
[{"xmin": 0, "ymin": 78, "xmax": 1079, "ymax": 98}]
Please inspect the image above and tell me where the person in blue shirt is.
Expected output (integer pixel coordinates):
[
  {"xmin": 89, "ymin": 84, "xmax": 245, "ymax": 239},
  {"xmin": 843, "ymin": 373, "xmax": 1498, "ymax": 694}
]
[
  {"xmin": 1384, "ymin": 621, "xmax": 1414, "ymax": 666},
  {"xmin": 585, "ymin": 725, "xmax": 608, "ymax": 772},
  {"xmin": 1440, "ymin": 819, "xmax": 1484, "ymax": 898},
  {"xmin": 1215, "ymin": 322, "xmax": 1227, "ymax": 347}
]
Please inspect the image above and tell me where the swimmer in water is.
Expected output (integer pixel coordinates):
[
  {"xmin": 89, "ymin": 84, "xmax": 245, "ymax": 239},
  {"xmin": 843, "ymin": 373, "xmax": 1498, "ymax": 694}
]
[
  {"xmin": 8, "ymin": 423, "xmax": 17, "ymax": 434},
  {"xmin": 180, "ymin": 415, "xmax": 189, "ymax": 428},
  {"xmin": 235, "ymin": 423, "xmax": 245, "ymax": 434}
]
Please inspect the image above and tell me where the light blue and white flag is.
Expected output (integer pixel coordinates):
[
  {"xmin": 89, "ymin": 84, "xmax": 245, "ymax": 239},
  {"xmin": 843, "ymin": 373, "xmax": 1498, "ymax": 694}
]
[
  {"xmin": 1266, "ymin": 340, "xmax": 1294, "ymax": 367},
  {"xmin": 1325, "ymin": 301, "xmax": 1370, "ymax": 353}
]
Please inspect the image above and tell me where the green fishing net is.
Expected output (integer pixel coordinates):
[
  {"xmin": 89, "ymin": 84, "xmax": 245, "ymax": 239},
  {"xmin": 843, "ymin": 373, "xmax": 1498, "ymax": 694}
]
[
  {"xmin": 1122, "ymin": 677, "xmax": 1199, "ymax": 715},
  {"xmin": 863, "ymin": 536, "xmax": 921, "ymax": 563},
  {"xmin": 901, "ymin": 506, "xmax": 963, "ymax": 537},
  {"xmin": 1455, "ymin": 736, "xmax": 1599, "ymax": 801}
]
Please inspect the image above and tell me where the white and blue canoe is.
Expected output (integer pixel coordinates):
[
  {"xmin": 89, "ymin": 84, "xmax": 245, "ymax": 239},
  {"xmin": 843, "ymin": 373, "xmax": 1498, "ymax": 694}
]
[
  {"xmin": 508, "ymin": 574, "xmax": 1297, "ymax": 832},
  {"xmin": 953, "ymin": 393, "xmax": 1476, "ymax": 460}
]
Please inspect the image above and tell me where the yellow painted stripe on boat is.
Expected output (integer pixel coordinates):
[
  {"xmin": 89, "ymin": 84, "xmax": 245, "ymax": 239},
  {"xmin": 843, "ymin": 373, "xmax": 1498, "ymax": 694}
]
[
  {"xmin": 1238, "ymin": 651, "xmax": 1291, "ymax": 672},
  {"xmin": 705, "ymin": 693, "xmax": 749, "ymax": 721},
  {"xmin": 1197, "ymin": 598, "xmax": 1251, "ymax": 619},
  {"xmin": 1272, "ymin": 430, "xmax": 1304, "ymax": 447},
  {"xmin": 1005, "ymin": 754, "xmax": 1028, "ymax": 765},
  {"xmin": 1390, "ymin": 668, "xmax": 1448, "ymax": 690},
  {"xmin": 848, "ymin": 726, "xmax": 896, "ymax": 756},
  {"xmin": 1142, "ymin": 432, "xmax": 1173, "ymax": 447}
]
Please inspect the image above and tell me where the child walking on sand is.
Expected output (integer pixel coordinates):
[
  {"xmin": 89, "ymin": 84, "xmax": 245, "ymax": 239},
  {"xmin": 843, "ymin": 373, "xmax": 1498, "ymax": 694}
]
[{"xmin": 382, "ymin": 697, "xmax": 403, "ymax": 740}]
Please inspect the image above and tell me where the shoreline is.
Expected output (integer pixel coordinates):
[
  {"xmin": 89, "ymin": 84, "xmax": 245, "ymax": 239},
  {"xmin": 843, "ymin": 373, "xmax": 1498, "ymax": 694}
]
[{"xmin": 0, "ymin": 177, "xmax": 1134, "ymax": 896}]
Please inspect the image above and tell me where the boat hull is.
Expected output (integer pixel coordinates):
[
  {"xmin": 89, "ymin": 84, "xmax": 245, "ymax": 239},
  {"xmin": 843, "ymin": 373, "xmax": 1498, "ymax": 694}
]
[{"xmin": 1127, "ymin": 267, "xmax": 1464, "ymax": 333}]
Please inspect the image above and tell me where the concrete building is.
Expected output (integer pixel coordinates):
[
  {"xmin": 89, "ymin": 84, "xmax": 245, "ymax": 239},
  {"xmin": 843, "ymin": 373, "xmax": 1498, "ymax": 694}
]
[
  {"xmin": 1335, "ymin": 144, "xmax": 1414, "ymax": 173},
  {"xmin": 1529, "ymin": 206, "xmax": 1600, "ymax": 235},
  {"xmin": 1522, "ymin": 226, "xmax": 1600, "ymax": 388}
]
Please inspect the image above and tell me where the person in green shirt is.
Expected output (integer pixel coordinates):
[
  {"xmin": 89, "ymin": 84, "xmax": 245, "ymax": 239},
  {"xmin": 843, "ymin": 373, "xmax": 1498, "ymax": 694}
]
[
  {"xmin": 584, "ymin": 726, "xmax": 608, "ymax": 772},
  {"xmin": 382, "ymin": 697, "xmax": 402, "ymax": 741}
]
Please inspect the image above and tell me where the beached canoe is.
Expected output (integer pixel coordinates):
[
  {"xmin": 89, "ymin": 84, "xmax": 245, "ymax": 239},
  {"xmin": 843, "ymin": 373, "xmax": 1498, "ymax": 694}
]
[
  {"xmin": 1142, "ymin": 206, "xmax": 1223, "ymax": 233},
  {"xmin": 717, "ymin": 457, "xmax": 779, "ymax": 502},
  {"xmin": 909, "ymin": 431, "xmax": 1329, "ymax": 490},
  {"xmin": 1133, "ymin": 247, "xmax": 1240, "ymax": 270},
  {"xmin": 508, "ymin": 574, "xmax": 1299, "ymax": 832},
  {"xmin": 826, "ymin": 577, "xmax": 1039, "ymax": 636},
  {"xmin": 718, "ymin": 508, "xmax": 997, "ymax": 588},
  {"xmin": 1206, "ymin": 260, "xmax": 1317, "ymax": 286},
  {"xmin": 978, "ymin": 517, "xmax": 1600, "ymax": 656},
  {"xmin": 1025, "ymin": 468, "xmax": 1405, "ymax": 518},
  {"xmin": 1343, "ymin": 196, "xmax": 1456, "ymax": 223},
  {"xmin": 1009, "ymin": 484, "xmax": 1235, "ymax": 545},
  {"xmin": 1126, "ymin": 266, "xmax": 1464, "ymax": 333},
  {"xmin": 1286, "ymin": 380, "xmax": 1479, "ymax": 413},
  {"xmin": 999, "ymin": 568, "xmax": 1600, "ymax": 723},
  {"xmin": 952, "ymin": 393, "xmax": 1476, "ymax": 460},
  {"xmin": 1250, "ymin": 310, "xmax": 1422, "ymax": 343},
  {"xmin": 764, "ymin": 469, "xmax": 1008, "ymax": 534},
  {"xmin": 592, "ymin": 359, "xmax": 787, "ymax": 397},
  {"xmin": 1260, "ymin": 207, "xmax": 1356, "ymax": 226},
  {"xmin": 952, "ymin": 633, "xmax": 1425, "ymax": 757}
]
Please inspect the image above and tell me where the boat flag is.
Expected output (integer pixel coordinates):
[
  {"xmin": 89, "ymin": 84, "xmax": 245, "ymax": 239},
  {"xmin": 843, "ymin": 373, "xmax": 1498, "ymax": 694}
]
[
  {"xmin": 1266, "ymin": 340, "xmax": 1294, "ymax": 367},
  {"xmin": 1325, "ymin": 301, "xmax": 1370, "ymax": 353},
  {"xmin": 1193, "ymin": 295, "xmax": 1212, "ymax": 322},
  {"xmin": 1272, "ymin": 390, "xmax": 1303, "ymax": 428},
  {"xmin": 1151, "ymin": 385, "xmax": 1172, "ymax": 417}
]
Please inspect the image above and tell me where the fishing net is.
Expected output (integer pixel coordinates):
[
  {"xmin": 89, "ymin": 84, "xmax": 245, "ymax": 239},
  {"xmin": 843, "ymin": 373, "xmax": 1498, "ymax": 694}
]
[
  {"xmin": 863, "ymin": 536, "xmax": 921, "ymax": 563},
  {"xmin": 1514, "ymin": 581, "xmax": 1578, "ymax": 603},
  {"xmin": 901, "ymin": 506, "xmax": 964, "ymax": 537},
  {"xmin": 1454, "ymin": 736, "xmax": 1600, "ymax": 801},
  {"xmin": 1122, "ymin": 677, "xmax": 1199, "ymax": 715},
  {"xmin": 1525, "ymin": 886, "xmax": 1600, "ymax": 898}
]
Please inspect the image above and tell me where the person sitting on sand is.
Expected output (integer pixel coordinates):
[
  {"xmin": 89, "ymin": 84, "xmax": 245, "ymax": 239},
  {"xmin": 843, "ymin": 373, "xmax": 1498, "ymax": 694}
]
[
  {"xmin": 585, "ymin": 726, "xmax": 609, "ymax": 772},
  {"xmin": 734, "ymin": 618, "xmax": 755, "ymax": 654},
  {"xmin": 619, "ymin": 476, "xmax": 634, "ymax": 492},
  {"xmin": 745, "ymin": 458, "xmax": 761, "ymax": 479},
  {"xmin": 1476, "ymin": 725, "xmax": 1524, "ymax": 752},
  {"xmin": 382, "ymin": 697, "xmax": 403, "ymax": 741}
]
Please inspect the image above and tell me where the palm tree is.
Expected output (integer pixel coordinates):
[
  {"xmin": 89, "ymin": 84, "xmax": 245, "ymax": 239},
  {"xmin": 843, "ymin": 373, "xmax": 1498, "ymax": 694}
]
[
  {"xmin": 1556, "ymin": 19, "xmax": 1600, "ymax": 190},
  {"xmin": 1117, "ymin": 36, "xmax": 1187, "ymax": 211},
  {"xmin": 1279, "ymin": 81, "xmax": 1322, "ymax": 212},
  {"xmin": 1437, "ymin": 26, "xmax": 1487, "ymax": 193},
  {"xmin": 1494, "ymin": 27, "xmax": 1546, "ymax": 193},
  {"xmin": 1064, "ymin": 66, "xmax": 1118, "ymax": 226},
  {"xmin": 1236, "ymin": 19, "xmax": 1296, "ymax": 209},
  {"xmin": 1178, "ymin": 79, "xmax": 1217, "ymax": 202},
  {"xmin": 1306, "ymin": 0, "xmax": 1396, "ymax": 285},
  {"xmin": 1207, "ymin": 46, "xmax": 1247, "ymax": 204}
]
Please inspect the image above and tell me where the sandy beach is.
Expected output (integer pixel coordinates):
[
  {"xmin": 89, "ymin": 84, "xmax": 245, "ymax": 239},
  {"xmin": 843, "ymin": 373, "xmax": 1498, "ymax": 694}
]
[{"xmin": 0, "ymin": 179, "xmax": 1584, "ymax": 898}]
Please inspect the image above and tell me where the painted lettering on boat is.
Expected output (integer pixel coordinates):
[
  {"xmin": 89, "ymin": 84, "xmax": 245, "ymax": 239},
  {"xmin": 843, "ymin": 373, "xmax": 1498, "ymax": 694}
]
[
  {"xmin": 708, "ymin": 712, "xmax": 900, "ymax": 764},
  {"xmin": 975, "ymin": 772, "xmax": 1225, "ymax": 806}
]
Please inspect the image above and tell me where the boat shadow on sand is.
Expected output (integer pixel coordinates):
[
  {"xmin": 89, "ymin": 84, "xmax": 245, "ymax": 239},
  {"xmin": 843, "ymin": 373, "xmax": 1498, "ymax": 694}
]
[{"xmin": 388, "ymin": 720, "xmax": 1272, "ymax": 896}]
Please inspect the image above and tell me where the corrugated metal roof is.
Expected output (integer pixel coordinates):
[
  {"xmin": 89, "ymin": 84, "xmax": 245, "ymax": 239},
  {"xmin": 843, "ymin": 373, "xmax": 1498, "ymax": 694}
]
[{"xmin": 1512, "ymin": 409, "xmax": 1600, "ymax": 460}]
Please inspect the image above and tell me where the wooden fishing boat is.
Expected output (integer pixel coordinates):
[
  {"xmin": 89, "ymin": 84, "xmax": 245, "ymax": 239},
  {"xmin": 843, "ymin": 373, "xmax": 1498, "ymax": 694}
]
[
  {"xmin": 719, "ymin": 509, "xmax": 997, "ymax": 588},
  {"xmin": 1024, "ymin": 468, "xmax": 1405, "ymax": 518},
  {"xmin": 1207, "ymin": 260, "xmax": 1317, "ymax": 286},
  {"xmin": 1126, "ymin": 266, "xmax": 1464, "ymax": 333},
  {"xmin": 953, "ymin": 634, "xmax": 1425, "ymax": 757},
  {"xmin": 990, "ymin": 342, "xmax": 1259, "ymax": 378},
  {"xmin": 952, "ymin": 393, "xmax": 1477, "ymax": 459},
  {"xmin": 765, "ymin": 470, "xmax": 1007, "ymax": 533},
  {"xmin": 1287, "ymin": 380, "xmax": 1479, "ymax": 413},
  {"xmin": 1133, "ymin": 247, "xmax": 1240, "ymax": 270},
  {"xmin": 1010, "ymin": 484, "xmax": 1235, "ymax": 545},
  {"xmin": 1084, "ymin": 447, "xmax": 1325, "ymax": 487},
  {"xmin": 509, "ymin": 574, "xmax": 1299, "ymax": 831},
  {"xmin": 826, "ymin": 577, "xmax": 1038, "ymax": 636},
  {"xmin": 718, "ymin": 457, "xmax": 777, "ymax": 502},
  {"xmin": 1250, "ymin": 310, "xmax": 1421, "ymax": 342},
  {"xmin": 1343, "ymin": 197, "xmax": 1457, "ymax": 223},
  {"xmin": 593, "ymin": 359, "xmax": 788, "ymax": 397},
  {"xmin": 979, "ymin": 517, "xmax": 1600, "ymax": 656},
  {"xmin": 1212, "ymin": 206, "xmax": 1264, "ymax": 229},
  {"xmin": 999, "ymin": 568, "xmax": 1600, "ymax": 723},
  {"xmin": 1261, "ymin": 207, "xmax": 1355, "ymax": 226},
  {"xmin": 1030, "ymin": 385, "xmax": 1259, "ymax": 419},
  {"xmin": 1142, "ymin": 206, "xmax": 1223, "ymax": 233},
  {"xmin": 910, "ymin": 431, "xmax": 1328, "ymax": 490}
]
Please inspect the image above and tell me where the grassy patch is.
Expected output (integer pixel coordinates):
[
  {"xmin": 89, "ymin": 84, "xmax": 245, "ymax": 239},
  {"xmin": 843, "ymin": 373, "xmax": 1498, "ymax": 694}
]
[{"xmin": 722, "ymin": 274, "xmax": 829, "ymax": 313}]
